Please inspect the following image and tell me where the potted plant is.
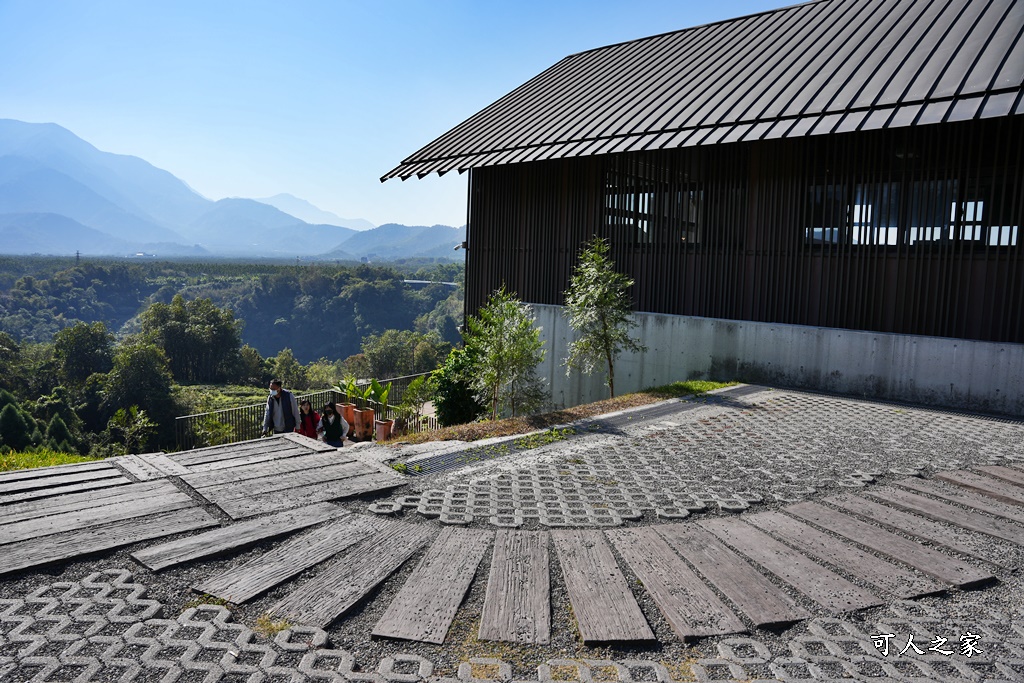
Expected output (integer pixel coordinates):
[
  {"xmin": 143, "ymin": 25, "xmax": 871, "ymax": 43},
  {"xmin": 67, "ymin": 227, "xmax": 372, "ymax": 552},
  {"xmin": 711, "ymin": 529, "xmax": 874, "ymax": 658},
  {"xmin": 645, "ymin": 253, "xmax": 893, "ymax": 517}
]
[
  {"xmin": 333, "ymin": 377, "xmax": 359, "ymax": 427},
  {"xmin": 370, "ymin": 378, "xmax": 394, "ymax": 441},
  {"xmin": 352, "ymin": 382, "xmax": 376, "ymax": 441}
]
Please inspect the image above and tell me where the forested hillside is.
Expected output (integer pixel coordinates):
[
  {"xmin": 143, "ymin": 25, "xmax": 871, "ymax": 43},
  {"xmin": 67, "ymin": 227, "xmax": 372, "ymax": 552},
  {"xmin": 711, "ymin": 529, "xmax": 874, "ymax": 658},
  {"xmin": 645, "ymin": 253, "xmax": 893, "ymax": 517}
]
[{"xmin": 0, "ymin": 256, "xmax": 463, "ymax": 362}]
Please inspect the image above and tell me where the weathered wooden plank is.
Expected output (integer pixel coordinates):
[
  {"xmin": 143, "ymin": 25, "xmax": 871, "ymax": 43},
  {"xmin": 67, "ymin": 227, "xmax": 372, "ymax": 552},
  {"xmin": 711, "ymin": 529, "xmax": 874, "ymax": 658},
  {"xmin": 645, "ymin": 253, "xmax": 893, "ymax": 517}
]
[
  {"xmin": 745, "ymin": 510, "xmax": 944, "ymax": 599},
  {"xmin": 827, "ymin": 493, "xmax": 1009, "ymax": 567},
  {"xmin": 132, "ymin": 502, "xmax": 350, "ymax": 571},
  {"xmin": 216, "ymin": 471, "xmax": 405, "ymax": 519},
  {"xmin": 896, "ymin": 477, "xmax": 1024, "ymax": 523},
  {"xmin": 0, "ymin": 480, "xmax": 171, "ymax": 525},
  {"xmin": 270, "ymin": 519, "xmax": 434, "ymax": 627},
  {"xmin": 282, "ymin": 432, "xmax": 336, "ymax": 452},
  {"xmin": 977, "ymin": 465, "xmax": 1024, "ymax": 489},
  {"xmin": 785, "ymin": 501, "xmax": 994, "ymax": 589},
  {"xmin": 865, "ymin": 487, "xmax": 1024, "ymax": 548},
  {"xmin": 607, "ymin": 527, "xmax": 745, "ymax": 641},
  {"xmin": 0, "ymin": 507, "xmax": 219, "ymax": 575},
  {"xmin": 0, "ymin": 484, "xmax": 196, "ymax": 545},
  {"xmin": 699, "ymin": 517, "xmax": 882, "ymax": 612},
  {"xmin": 194, "ymin": 513, "xmax": 378, "ymax": 602},
  {"xmin": 188, "ymin": 457, "xmax": 365, "ymax": 498},
  {"xmin": 0, "ymin": 468, "xmax": 124, "ymax": 495},
  {"xmin": 373, "ymin": 528, "xmax": 493, "ymax": 644},
  {"xmin": 181, "ymin": 451, "xmax": 340, "ymax": 488},
  {"xmin": 111, "ymin": 453, "xmax": 187, "ymax": 481},
  {"xmin": 934, "ymin": 471, "xmax": 1024, "ymax": 507},
  {"xmin": 551, "ymin": 530, "xmax": 654, "ymax": 644},
  {"xmin": 0, "ymin": 477, "xmax": 131, "ymax": 505},
  {"xmin": 185, "ymin": 447, "xmax": 315, "ymax": 473},
  {"xmin": 0, "ymin": 460, "xmax": 112, "ymax": 483},
  {"xmin": 657, "ymin": 524, "xmax": 809, "ymax": 629},
  {"xmin": 479, "ymin": 531, "xmax": 550, "ymax": 644},
  {"xmin": 170, "ymin": 439, "xmax": 284, "ymax": 465}
]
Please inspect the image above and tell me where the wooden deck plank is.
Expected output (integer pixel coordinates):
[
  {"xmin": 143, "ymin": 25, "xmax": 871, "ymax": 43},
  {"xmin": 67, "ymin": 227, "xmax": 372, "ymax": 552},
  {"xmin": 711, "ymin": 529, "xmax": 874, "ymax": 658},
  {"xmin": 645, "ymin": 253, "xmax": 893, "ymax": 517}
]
[
  {"xmin": 866, "ymin": 487, "xmax": 1024, "ymax": 547},
  {"xmin": 269, "ymin": 519, "xmax": 434, "ymax": 627},
  {"xmin": 0, "ymin": 484, "xmax": 196, "ymax": 545},
  {"xmin": 282, "ymin": 432, "xmax": 336, "ymax": 452},
  {"xmin": 132, "ymin": 502, "xmax": 349, "ymax": 571},
  {"xmin": 372, "ymin": 528, "xmax": 493, "ymax": 644},
  {"xmin": 170, "ymin": 439, "xmax": 286, "ymax": 466},
  {"xmin": 0, "ymin": 460, "xmax": 113, "ymax": 483},
  {"xmin": 0, "ymin": 477, "xmax": 131, "ymax": 505},
  {"xmin": 699, "ymin": 517, "xmax": 882, "ymax": 612},
  {"xmin": 0, "ymin": 480, "xmax": 171, "ymax": 525},
  {"xmin": 551, "ymin": 530, "xmax": 654, "ymax": 644},
  {"xmin": 0, "ymin": 469, "xmax": 124, "ymax": 495},
  {"xmin": 785, "ymin": 501, "xmax": 994, "ymax": 589},
  {"xmin": 896, "ymin": 477, "xmax": 1024, "ymax": 522},
  {"xmin": 934, "ymin": 470, "xmax": 1024, "ymax": 507},
  {"xmin": 0, "ymin": 507, "xmax": 219, "ymax": 575},
  {"xmin": 657, "ymin": 524, "xmax": 809, "ymax": 629},
  {"xmin": 607, "ymin": 527, "xmax": 746, "ymax": 641},
  {"xmin": 977, "ymin": 465, "xmax": 1024, "ymax": 489},
  {"xmin": 745, "ymin": 511, "xmax": 944, "ymax": 599},
  {"xmin": 185, "ymin": 447, "xmax": 315, "ymax": 473},
  {"xmin": 216, "ymin": 471, "xmax": 405, "ymax": 519},
  {"xmin": 111, "ymin": 453, "xmax": 187, "ymax": 481},
  {"xmin": 194, "ymin": 513, "xmax": 378, "ymax": 603},
  {"xmin": 827, "ymin": 492, "xmax": 1009, "ymax": 567},
  {"xmin": 181, "ymin": 451, "xmax": 341, "ymax": 489},
  {"xmin": 478, "ymin": 531, "xmax": 550, "ymax": 645},
  {"xmin": 190, "ymin": 459, "xmax": 367, "ymax": 500}
]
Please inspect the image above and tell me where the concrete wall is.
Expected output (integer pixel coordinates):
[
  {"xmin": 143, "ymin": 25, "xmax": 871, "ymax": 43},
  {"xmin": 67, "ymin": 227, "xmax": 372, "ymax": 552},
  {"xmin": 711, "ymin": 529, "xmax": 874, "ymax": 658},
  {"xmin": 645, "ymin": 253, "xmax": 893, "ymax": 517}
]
[{"xmin": 533, "ymin": 304, "xmax": 1024, "ymax": 417}]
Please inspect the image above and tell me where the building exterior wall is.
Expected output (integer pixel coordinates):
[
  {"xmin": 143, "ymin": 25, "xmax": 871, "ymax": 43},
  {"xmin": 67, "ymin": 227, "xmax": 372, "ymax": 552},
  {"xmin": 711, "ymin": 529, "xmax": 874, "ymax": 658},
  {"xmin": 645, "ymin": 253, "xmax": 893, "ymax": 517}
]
[
  {"xmin": 534, "ymin": 304, "xmax": 1024, "ymax": 417},
  {"xmin": 467, "ymin": 117, "xmax": 1024, "ymax": 344}
]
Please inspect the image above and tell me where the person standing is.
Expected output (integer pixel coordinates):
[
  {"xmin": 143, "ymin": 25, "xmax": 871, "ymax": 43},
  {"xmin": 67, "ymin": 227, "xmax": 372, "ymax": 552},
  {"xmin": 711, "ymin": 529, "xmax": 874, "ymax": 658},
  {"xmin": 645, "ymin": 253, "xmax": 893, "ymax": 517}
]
[
  {"xmin": 263, "ymin": 379, "xmax": 299, "ymax": 435},
  {"xmin": 295, "ymin": 399, "xmax": 320, "ymax": 439},
  {"xmin": 317, "ymin": 402, "xmax": 349, "ymax": 448}
]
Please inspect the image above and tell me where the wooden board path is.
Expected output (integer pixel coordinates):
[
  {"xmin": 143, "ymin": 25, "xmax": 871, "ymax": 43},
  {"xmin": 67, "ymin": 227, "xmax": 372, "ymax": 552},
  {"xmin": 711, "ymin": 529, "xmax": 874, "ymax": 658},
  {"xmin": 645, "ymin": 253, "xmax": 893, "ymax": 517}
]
[
  {"xmin": 181, "ymin": 452, "xmax": 346, "ymax": 490},
  {"xmin": 895, "ymin": 477, "xmax": 1024, "ymax": 523},
  {"xmin": 827, "ymin": 492, "xmax": 1009, "ymax": 567},
  {"xmin": 934, "ymin": 470, "xmax": 1024, "ymax": 507},
  {"xmin": 479, "ymin": 530, "xmax": 551, "ymax": 644},
  {"xmin": 607, "ymin": 526, "xmax": 745, "ymax": 641},
  {"xmin": 0, "ymin": 507, "xmax": 218, "ymax": 575},
  {"xmin": 865, "ymin": 487, "xmax": 1024, "ymax": 547},
  {"xmin": 699, "ymin": 517, "xmax": 882, "ymax": 612},
  {"xmin": 190, "ymin": 459, "xmax": 368, "ymax": 501},
  {"xmin": 745, "ymin": 510, "xmax": 944, "ymax": 599},
  {"xmin": 977, "ymin": 465, "xmax": 1024, "ymax": 489},
  {"xmin": 195, "ymin": 513, "xmax": 379, "ymax": 603},
  {"xmin": 0, "ymin": 460, "xmax": 112, "ymax": 483},
  {"xmin": 785, "ymin": 501, "xmax": 994, "ymax": 589},
  {"xmin": 270, "ymin": 519, "xmax": 434, "ymax": 627},
  {"xmin": 0, "ymin": 481, "xmax": 195, "ymax": 545},
  {"xmin": 133, "ymin": 502, "xmax": 350, "ymax": 571},
  {"xmin": 373, "ymin": 527, "xmax": 493, "ymax": 644},
  {"xmin": 186, "ymin": 446, "xmax": 316, "ymax": 473},
  {"xmin": 657, "ymin": 523, "xmax": 808, "ymax": 629},
  {"xmin": 111, "ymin": 453, "xmax": 189, "ymax": 481},
  {"xmin": 218, "ymin": 471, "xmax": 403, "ymax": 519},
  {"xmin": 0, "ymin": 477, "xmax": 131, "ymax": 506},
  {"xmin": 0, "ymin": 480, "xmax": 169, "ymax": 526},
  {"xmin": 551, "ymin": 530, "xmax": 654, "ymax": 644},
  {"xmin": 0, "ymin": 467, "xmax": 124, "ymax": 495}
]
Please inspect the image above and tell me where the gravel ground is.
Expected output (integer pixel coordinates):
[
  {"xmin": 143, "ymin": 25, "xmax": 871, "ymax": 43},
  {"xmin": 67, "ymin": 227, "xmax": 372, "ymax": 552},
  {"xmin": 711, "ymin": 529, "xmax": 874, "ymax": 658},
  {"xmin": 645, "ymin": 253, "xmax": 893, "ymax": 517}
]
[{"xmin": 2, "ymin": 386, "xmax": 1024, "ymax": 682}]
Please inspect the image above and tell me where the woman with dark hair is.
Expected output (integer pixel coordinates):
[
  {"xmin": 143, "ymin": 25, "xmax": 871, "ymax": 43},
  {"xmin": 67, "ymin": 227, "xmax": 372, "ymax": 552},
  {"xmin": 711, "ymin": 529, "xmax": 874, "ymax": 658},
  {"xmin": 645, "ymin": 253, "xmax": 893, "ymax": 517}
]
[
  {"xmin": 295, "ymin": 399, "xmax": 320, "ymax": 439},
  {"xmin": 317, "ymin": 402, "xmax": 349, "ymax": 448}
]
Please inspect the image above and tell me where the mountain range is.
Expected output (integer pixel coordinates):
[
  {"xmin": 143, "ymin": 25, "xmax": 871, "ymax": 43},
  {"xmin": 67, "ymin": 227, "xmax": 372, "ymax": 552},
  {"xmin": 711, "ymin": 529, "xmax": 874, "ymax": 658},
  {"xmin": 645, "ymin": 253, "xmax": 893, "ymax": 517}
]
[{"xmin": 0, "ymin": 119, "xmax": 465, "ymax": 260}]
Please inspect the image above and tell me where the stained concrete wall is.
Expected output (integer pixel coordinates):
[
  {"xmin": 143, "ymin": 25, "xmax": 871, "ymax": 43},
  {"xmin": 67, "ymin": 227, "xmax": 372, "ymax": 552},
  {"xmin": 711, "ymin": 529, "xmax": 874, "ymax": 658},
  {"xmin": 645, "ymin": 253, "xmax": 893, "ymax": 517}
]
[{"xmin": 533, "ymin": 304, "xmax": 1024, "ymax": 417}]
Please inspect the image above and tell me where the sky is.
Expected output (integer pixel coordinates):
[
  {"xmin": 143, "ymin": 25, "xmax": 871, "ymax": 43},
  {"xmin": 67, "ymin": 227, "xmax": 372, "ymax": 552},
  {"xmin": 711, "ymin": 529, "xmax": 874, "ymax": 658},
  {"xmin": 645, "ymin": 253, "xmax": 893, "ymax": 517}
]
[{"xmin": 0, "ymin": 0, "xmax": 787, "ymax": 228}]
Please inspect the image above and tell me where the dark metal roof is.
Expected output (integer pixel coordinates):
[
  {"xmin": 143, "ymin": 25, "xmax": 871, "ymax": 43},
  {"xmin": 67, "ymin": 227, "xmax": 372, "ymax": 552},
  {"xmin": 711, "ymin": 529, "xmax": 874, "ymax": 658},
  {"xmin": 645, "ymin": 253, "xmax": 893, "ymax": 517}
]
[{"xmin": 383, "ymin": 0, "xmax": 1024, "ymax": 181}]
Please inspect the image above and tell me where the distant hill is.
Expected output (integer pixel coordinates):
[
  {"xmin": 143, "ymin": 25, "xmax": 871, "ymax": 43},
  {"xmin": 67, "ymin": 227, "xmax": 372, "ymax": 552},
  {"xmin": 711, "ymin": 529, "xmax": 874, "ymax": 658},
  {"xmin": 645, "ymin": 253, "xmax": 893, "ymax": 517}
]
[
  {"xmin": 0, "ymin": 119, "xmax": 455, "ymax": 260},
  {"xmin": 255, "ymin": 193, "xmax": 375, "ymax": 231}
]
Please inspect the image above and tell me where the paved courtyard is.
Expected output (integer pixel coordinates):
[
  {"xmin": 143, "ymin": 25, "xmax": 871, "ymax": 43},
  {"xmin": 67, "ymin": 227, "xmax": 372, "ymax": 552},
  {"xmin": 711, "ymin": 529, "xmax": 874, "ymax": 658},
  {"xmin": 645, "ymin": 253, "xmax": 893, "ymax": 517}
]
[{"xmin": 2, "ymin": 385, "xmax": 1024, "ymax": 682}]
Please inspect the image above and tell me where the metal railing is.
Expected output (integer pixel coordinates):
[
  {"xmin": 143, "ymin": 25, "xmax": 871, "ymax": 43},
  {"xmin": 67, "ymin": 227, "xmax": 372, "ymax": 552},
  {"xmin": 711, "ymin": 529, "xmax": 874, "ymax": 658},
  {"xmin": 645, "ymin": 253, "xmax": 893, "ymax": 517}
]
[{"xmin": 174, "ymin": 373, "xmax": 439, "ymax": 450}]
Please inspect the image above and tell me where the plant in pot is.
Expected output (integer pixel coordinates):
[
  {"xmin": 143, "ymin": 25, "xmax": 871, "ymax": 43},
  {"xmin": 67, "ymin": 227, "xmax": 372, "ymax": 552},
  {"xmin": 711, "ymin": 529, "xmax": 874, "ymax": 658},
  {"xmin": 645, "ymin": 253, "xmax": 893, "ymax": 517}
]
[
  {"xmin": 332, "ymin": 377, "xmax": 359, "ymax": 427},
  {"xmin": 370, "ymin": 379, "xmax": 394, "ymax": 441},
  {"xmin": 346, "ymin": 381, "xmax": 375, "ymax": 441}
]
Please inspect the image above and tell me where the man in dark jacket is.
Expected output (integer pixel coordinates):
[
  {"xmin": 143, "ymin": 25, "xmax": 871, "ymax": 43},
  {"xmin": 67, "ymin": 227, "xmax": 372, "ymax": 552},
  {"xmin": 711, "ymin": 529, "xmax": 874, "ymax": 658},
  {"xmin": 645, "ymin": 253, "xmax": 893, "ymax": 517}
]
[{"xmin": 263, "ymin": 379, "xmax": 299, "ymax": 435}]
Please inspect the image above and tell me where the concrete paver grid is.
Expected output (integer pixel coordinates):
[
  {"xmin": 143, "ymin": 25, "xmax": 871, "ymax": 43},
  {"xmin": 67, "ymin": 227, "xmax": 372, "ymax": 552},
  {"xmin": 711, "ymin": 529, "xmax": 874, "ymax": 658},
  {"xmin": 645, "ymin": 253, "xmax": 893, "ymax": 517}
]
[{"xmin": 387, "ymin": 389, "xmax": 1024, "ymax": 527}]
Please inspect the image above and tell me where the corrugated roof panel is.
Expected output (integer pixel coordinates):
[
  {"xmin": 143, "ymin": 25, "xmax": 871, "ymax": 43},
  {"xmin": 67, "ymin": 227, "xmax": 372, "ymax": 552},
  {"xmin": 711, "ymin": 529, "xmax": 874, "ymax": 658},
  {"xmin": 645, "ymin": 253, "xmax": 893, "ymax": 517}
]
[
  {"xmin": 980, "ymin": 91, "xmax": 1019, "ymax": 118},
  {"xmin": 384, "ymin": 0, "xmax": 1024, "ymax": 181},
  {"xmin": 946, "ymin": 96, "xmax": 985, "ymax": 123},
  {"xmin": 1016, "ymin": 93, "xmax": 1024, "ymax": 115}
]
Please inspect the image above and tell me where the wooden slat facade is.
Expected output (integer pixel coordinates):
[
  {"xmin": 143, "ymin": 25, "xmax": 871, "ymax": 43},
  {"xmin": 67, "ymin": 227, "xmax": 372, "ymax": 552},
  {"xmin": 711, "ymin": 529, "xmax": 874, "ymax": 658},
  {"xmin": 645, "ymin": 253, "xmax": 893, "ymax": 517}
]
[{"xmin": 466, "ymin": 116, "xmax": 1024, "ymax": 344}]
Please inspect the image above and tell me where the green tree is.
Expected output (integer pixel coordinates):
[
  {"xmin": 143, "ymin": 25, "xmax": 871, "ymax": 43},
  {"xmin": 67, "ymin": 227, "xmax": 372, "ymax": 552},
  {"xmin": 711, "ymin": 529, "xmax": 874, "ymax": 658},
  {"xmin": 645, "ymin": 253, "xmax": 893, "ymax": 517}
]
[
  {"xmin": 103, "ymin": 340, "xmax": 177, "ymax": 447},
  {"xmin": 269, "ymin": 348, "xmax": 308, "ymax": 389},
  {"xmin": 106, "ymin": 406, "xmax": 157, "ymax": 454},
  {"xmin": 464, "ymin": 287, "xmax": 546, "ymax": 419},
  {"xmin": 45, "ymin": 414, "xmax": 75, "ymax": 451},
  {"xmin": 362, "ymin": 329, "xmax": 448, "ymax": 379},
  {"xmin": 140, "ymin": 295, "xmax": 243, "ymax": 383},
  {"xmin": 432, "ymin": 347, "xmax": 485, "ymax": 427},
  {"xmin": 52, "ymin": 322, "xmax": 114, "ymax": 386},
  {"xmin": 563, "ymin": 238, "xmax": 646, "ymax": 398},
  {"xmin": 0, "ymin": 404, "xmax": 31, "ymax": 451}
]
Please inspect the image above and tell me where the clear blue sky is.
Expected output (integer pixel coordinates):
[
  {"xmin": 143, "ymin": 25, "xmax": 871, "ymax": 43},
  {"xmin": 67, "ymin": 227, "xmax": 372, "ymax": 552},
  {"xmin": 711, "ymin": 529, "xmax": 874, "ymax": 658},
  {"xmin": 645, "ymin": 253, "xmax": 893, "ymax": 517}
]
[{"xmin": 0, "ymin": 0, "xmax": 786, "ymax": 227}]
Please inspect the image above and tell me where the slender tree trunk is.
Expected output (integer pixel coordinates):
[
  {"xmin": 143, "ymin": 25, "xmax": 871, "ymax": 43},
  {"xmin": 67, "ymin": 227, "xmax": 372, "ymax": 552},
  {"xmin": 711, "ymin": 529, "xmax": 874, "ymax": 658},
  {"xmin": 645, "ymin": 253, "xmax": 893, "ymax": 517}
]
[{"xmin": 606, "ymin": 347, "xmax": 615, "ymax": 398}]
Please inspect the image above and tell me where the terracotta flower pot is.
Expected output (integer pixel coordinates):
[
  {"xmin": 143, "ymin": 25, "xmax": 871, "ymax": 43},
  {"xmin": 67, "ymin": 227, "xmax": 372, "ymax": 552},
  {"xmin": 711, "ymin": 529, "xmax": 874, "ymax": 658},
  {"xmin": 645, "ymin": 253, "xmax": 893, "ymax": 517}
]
[
  {"xmin": 340, "ymin": 402, "xmax": 356, "ymax": 426},
  {"xmin": 374, "ymin": 419, "xmax": 394, "ymax": 442},
  {"xmin": 354, "ymin": 408, "xmax": 375, "ymax": 441}
]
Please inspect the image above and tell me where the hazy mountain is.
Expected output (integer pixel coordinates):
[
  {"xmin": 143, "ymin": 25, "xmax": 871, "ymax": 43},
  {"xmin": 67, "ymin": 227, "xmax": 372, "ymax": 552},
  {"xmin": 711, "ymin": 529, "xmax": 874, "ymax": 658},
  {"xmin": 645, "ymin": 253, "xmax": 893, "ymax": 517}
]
[
  {"xmin": 325, "ymin": 223, "xmax": 466, "ymax": 260},
  {"xmin": 0, "ymin": 213, "xmax": 209, "ymax": 256},
  {"xmin": 254, "ymin": 193, "xmax": 375, "ymax": 231}
]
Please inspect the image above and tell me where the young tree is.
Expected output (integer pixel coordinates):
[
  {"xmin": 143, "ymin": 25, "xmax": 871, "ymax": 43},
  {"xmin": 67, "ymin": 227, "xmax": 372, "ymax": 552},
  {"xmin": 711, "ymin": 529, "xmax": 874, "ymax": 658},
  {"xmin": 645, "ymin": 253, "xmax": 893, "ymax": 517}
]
[
  {"xmin": 0, "ymin": 403, "xmax": 31, "ymax": 451},
  {"xmin": 52, "ymin": 322, "xmax": 114, "ymax": 386},
  {"xmin": 464, "ymin": 287, "xmax": 546, "ymax": 420},
  {"xmin": 432, "ymin": 347, "xmax": 485, "ymax": 427},
  {"xmin": 563, "ymin": 237, "xmax": 646, "ymax": 398}
]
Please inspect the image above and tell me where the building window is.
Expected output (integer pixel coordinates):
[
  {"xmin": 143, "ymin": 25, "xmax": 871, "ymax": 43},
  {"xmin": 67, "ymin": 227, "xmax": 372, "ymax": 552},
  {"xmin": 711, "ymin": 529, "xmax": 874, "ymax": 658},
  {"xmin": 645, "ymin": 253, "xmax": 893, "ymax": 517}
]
[{"xmin": 604, "ymin": 167, "xmax": 702, "ymax": 245}]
